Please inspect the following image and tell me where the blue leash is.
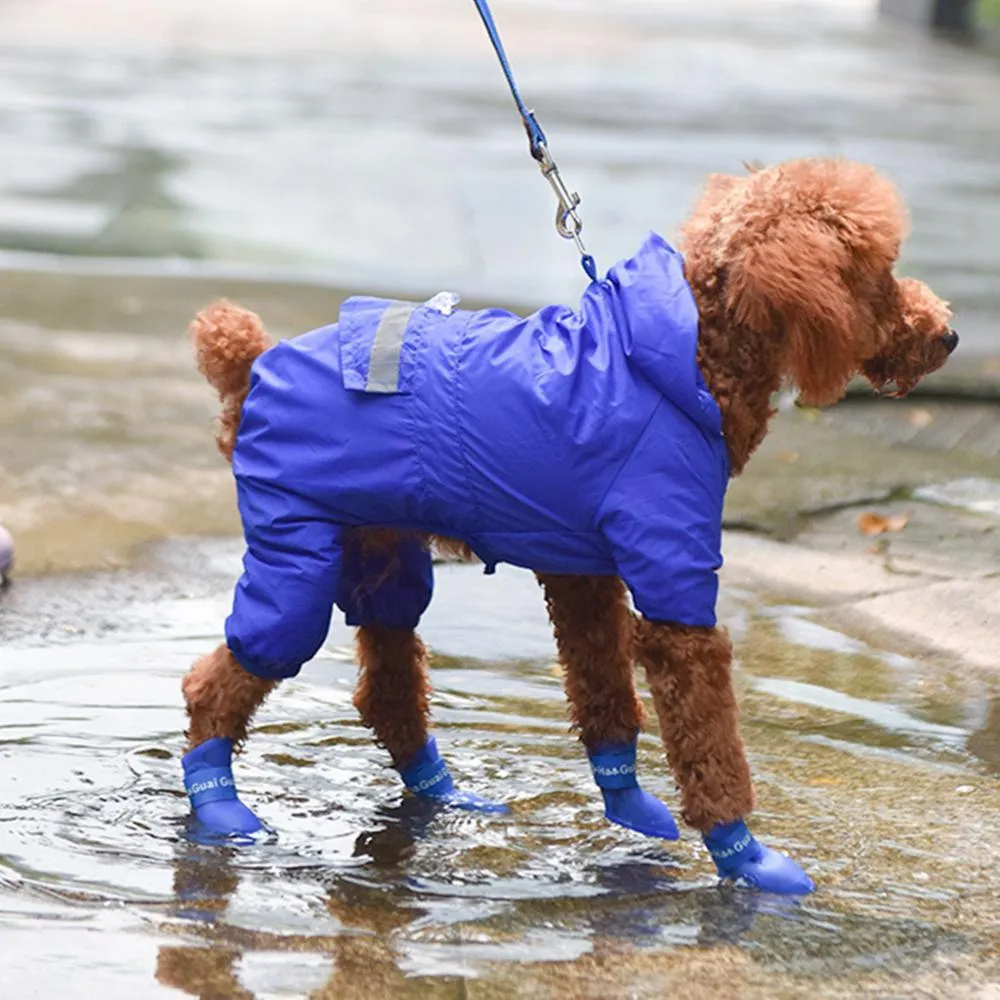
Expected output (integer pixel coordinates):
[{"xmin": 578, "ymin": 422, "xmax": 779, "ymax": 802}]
[{"xmin": 471, "ymin": 0, "xmax": 598, "ymax": 282}]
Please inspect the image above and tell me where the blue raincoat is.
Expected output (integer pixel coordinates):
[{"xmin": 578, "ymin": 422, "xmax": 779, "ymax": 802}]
[{"xmin": 226, "ymin": 232, "xmax": 730, "ymax": 680}]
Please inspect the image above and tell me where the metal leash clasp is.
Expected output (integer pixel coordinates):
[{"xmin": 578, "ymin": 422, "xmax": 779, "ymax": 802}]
[{"xmin": 534, "ymin": 142, "xmax": 590, "ymax": 260}]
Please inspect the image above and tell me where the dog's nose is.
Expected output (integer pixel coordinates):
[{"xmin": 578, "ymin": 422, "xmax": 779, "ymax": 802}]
[{"xmin": 943, "ymin": 329, "xmax": 959, "ymax": 354}]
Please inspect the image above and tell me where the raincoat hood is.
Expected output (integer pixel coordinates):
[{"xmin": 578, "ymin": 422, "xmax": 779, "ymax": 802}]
[{"xmin": 604, "ymin": 231, "xmax": 721, "ymax": 436}]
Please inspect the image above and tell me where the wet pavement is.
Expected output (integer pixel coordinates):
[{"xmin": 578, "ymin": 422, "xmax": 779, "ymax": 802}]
[
  {"xmin": 0, "ymin": 0, "xmax": 999, "ymax": 326},
  {"xmin": 2, "ymin": 0, "xmax": 1000, "ymax": 997}
]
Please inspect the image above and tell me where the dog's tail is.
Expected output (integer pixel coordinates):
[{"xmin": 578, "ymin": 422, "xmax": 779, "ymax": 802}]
[{"xmin": 189, "ymin": 300, "xmax": 272, "ymax": 462}]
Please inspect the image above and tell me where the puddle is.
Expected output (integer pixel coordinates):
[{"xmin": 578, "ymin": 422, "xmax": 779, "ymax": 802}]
[{"xmin": 1, "ymin": 546, "xmax": 999, "ymax": 997}]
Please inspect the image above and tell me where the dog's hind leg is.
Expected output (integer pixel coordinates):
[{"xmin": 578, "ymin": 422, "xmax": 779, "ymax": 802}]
[
  {"xmin": 537, "ymin": 573, "xmax": 678, "ymax": 840},
  {"xmin": 348, "ymin": 532, "xmax": 506, "ymax": 813},
  {"xmin": 634, "ymin": 620, "xmax": 813, "ymax": 894},
  {"xmin": 354, "ymin": 625, "xmax": 431, "ymax": 771},
  {"xmin": 181, "ymin": 644, "xmax": 277, "ymax": 838}
]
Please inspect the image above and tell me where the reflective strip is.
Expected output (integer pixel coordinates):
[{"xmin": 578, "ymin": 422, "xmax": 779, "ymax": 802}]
[{"xmin": 366, "ymin": 300, "xmax": 417, "ymax": 393}]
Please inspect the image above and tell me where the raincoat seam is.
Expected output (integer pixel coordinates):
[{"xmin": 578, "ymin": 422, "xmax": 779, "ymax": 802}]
[
  {"xmin": 448, "ymin": 314, "xmax": 483, "ymax": 529},
  {"xmin": 406, "ymin": 308, "xmax": 432, "ymax": 515}
]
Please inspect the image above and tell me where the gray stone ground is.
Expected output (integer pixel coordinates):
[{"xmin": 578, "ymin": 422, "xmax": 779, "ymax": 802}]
[{"xmin": 722, "ymin": 360, "xmax": 1000, "ymax": 674}]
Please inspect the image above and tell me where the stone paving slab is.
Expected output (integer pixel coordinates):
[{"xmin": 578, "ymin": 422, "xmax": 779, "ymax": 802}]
[
  {"xmin": 722, "ymin": 530, "xmax": 1000, "ymax": 674},
  {"xmin": 725, "ymin": 402, "xmax": 1000, "ymax": 532}
]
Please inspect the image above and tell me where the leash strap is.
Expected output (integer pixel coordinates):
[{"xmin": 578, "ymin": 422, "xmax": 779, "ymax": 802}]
[
  {"xmin": 471, "ymin": 0, "xmax": 598, "ymax": 282},
  {"xmin": 471, "ymin": 0, "xmax": 547, "ymax": 158}
]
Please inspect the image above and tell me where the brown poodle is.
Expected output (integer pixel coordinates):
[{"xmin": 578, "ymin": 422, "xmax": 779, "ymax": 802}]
[{"xmin": 179, "ymin": 157, "xmax": 956, "ymax": 894}]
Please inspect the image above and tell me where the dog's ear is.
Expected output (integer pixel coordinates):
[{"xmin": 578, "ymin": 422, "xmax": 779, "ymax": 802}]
[
  {"xmin": 716, "ymin": 158, "xmax": 908, "ymax": 407},
  {"xmin": 726, "ymin": 217, "xmax": 863, "ymax": 406}
]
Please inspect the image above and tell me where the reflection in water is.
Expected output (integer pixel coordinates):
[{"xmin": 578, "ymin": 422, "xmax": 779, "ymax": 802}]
[
  {"xmin": 2, "ymin": 547, "xmax": 996, "ymax": 996},
  {"xmin": 152, "ymin": 806, "xmax": 976, "ymax": 999},
  {"xmin": 155, "ymin": 819, "xmax": 771, "ymax": 999}
]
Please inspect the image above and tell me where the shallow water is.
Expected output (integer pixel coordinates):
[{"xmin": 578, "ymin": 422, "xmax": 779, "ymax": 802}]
[{"xmin": 1, "ymin": 545, "xmax": 999, "ymax": 997}]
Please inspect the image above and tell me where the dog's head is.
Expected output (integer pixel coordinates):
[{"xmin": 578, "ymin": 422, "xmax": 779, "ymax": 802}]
[
  {"xmin": 680, "ymin": 157, "xmax": 956, "ymax": 407},
  {"xmin": 861, "ymin": 277, "xmax": 957, "ymax": 398}
]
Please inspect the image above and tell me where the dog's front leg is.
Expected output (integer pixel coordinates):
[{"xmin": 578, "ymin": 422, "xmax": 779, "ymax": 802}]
[
  {"xmin": 634, "ymin": 620, "xmax": 813, "ymax": 893},
  {"xmin": 181, "ymin": 643, "xmax": 277, "ymax": 837},
  {"xmin": 537, "ymin": 573, "xmax": 678, "ymax": 840}
]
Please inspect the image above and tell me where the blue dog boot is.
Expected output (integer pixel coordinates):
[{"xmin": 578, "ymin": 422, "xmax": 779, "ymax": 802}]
[
  {"xmin": 588, "ymin": 742, "xmax": 679, "ymax": 840},
  {"xmin": 704, "ymin": 820, "xmax": 814, "ymax": 895},
  {"xmin": 182, "ymin": 737, "xmax": 267, "ymax": 839},
  {"xmin": 397, "ymin": 737, "xmax": 508, "ymax": 814}
]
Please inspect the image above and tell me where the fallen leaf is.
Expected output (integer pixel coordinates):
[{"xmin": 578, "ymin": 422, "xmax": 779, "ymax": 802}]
[
  {"xmin": 906, "ymin": 408, "xmax": 934, "ymax": 429},
  {"xmin": 858, "ymin": 511, "xmax": 910, "ymax": 536},
  {"xmin": 775, "ymin": 451, "xmax": 800, "ymax": 464}
]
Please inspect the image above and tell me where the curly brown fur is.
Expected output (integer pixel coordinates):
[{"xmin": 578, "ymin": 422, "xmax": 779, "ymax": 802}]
[
  {"xmin": 862, "ymin": 277, "xmax": 954, "ymax": 397},
  {"xmin": 345, "ymin": 530, "xmax": 476, "ymax": 596},
  {"xmin": 182, "ymin": 644, "xmax": 276, "ymax": 751},
  {"xmin": 634, "ymin": 621, "xmax": 754, "ymax": 831},
  {"xmin": 432, "ymin": 536, "xmax": 478, "ymax": 563},
  {"xmin": 357, "ymin": 530, "xmax": 476, "ymax": 568},
  {"xmin": 189, "ymin": 300, "xmax": 272, "ymax": 461},
  {"xmin": 353, "ymin": 626, "xmax": 432, "ymax": 768},
  {"xmin": 681, "ymin": 157, "xmax": 953, "ymax": 473},
  {"xmin": 538, "ymin": 573, "xmax": 645, "ymax": 747}
]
